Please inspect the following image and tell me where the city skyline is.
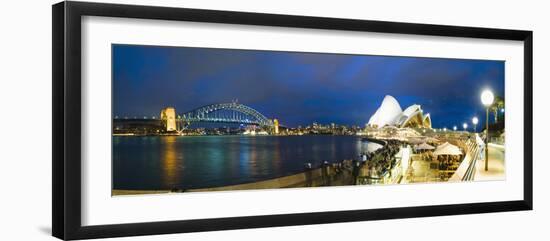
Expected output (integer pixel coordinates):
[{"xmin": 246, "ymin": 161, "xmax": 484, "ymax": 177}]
[{"xmin": 113, "ymin": 44, "xmax": 505, "ymax": 128}]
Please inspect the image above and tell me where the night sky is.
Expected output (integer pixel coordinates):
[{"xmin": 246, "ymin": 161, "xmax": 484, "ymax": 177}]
[{"xmin": 112, "ymin": 44, "xmax": 504, "ymax": 128}]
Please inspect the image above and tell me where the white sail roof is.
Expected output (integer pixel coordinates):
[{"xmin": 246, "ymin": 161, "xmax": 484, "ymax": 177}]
[
  {"xmin": 367, "ymin": 95, "xmax": 403, "ymax": 128},
  {"xmin": 367, "ymin": 95, "xmax": 432, "ymax": 129},
  {"xmin": 402, "ymin": 104, "xmax": 421, "ymax": 117}
]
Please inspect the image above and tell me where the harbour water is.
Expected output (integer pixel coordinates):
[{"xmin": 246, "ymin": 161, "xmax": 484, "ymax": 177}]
[{"xmin": 113, "ymin": 135, "xmax": 376, "ymax": 190}]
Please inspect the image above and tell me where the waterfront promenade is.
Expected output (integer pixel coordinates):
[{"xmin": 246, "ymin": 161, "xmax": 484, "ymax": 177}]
[{"xmin": 474, "ymin": 144, "xmax": 505, "ymax": 181}]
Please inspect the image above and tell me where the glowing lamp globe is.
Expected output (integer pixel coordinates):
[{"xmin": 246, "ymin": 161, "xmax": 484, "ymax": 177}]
[
  {"xmin": 472, "ymin": 117, "xmax": 479, "ymax": 125},
  {"xmin": 481, "ymin": 90, "xmax": 494, "ymax": 107},
  {"xmin": 463, "ymin": 123, "xmax": 468, "ymax": 130}
]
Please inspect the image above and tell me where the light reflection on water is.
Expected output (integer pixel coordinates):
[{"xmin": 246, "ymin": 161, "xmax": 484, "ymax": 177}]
[
  {"xmin": 113, "ymin": 135, "xmax": 372, "ymax": 190},
  {"xmin": 161, "ymin": 136, "xmax": 179, "ymax": 187}
]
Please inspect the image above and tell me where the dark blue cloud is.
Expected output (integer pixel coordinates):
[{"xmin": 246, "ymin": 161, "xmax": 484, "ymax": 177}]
[{"xmin": 113, "ymin": 44, "xmax": 504, "ymax": 128}]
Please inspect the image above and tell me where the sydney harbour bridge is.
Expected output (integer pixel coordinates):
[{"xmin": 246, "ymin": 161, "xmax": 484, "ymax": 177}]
[{"xmin": 160, "ymin": 101, "xmax": 278, "ymax": 132}]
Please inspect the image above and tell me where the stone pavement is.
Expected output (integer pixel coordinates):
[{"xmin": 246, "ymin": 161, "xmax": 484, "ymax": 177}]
[{"xmin": 474, "ymin": 144, "xmax": 506, "ymax": 181}]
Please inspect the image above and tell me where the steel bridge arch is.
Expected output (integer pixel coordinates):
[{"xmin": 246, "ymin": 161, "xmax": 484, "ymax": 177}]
[{"xmin": 179, "ymin": 102, "xmax": 273, "ymax": 127}]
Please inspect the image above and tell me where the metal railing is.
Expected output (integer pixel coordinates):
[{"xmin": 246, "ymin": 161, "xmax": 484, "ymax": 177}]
[{"xmin": 462, "ymin": 139, "xmax": 480, "ymax": 181}]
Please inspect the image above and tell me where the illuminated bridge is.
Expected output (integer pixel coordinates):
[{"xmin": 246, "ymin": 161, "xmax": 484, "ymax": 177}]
[{"xmin": 178, "ymin": 102, "xmax": 274, "ymax": 127}]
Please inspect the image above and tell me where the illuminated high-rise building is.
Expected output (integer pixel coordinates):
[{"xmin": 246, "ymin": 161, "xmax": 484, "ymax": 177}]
[{"xmin": 160, "ymin": 107, "xmax": 177, "ymax": 132}]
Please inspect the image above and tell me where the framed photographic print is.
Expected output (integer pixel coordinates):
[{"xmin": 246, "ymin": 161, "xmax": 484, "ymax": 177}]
[{"xmin": 52, "ymin": 1, "xmax": 533, "ymax": 240}]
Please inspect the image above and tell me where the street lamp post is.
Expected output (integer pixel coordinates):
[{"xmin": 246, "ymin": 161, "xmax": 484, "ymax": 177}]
[
  {"xmin": 453, "ymin": 126, "xmax": 457, "ymax": 131},
  {"xmin": 463, "ymin": 123, "xmax": 468, "ymax": 131},
  {"xmin": 481, "ymin": 89, "xmax": 495, "ymax": 171},
  {"xmin": 472, "ymin": 117, "xmax": 479, "ymax": 133}
]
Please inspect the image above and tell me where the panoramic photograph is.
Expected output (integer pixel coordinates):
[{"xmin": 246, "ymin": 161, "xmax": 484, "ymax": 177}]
[{"xmin": 111, "ymin": 44, "xmax": 505, "ymax": 196}]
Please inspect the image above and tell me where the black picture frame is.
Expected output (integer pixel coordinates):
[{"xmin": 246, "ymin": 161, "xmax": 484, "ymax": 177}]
[{"xmin": 52, "ymin": 1, "xmax": 533, "ymax": 240}]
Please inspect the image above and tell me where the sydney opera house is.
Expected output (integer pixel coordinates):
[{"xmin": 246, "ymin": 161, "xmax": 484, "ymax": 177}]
[{"xmin": 367, "ymin": 95, "xmax": 432, "ymax": 129}]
